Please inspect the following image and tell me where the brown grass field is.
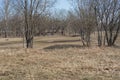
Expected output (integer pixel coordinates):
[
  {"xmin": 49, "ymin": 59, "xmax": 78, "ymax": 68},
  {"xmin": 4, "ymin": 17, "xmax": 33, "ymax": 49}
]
[{"xmin": 0, "ymin": 35, "xmax": 120, "ymax": 80}]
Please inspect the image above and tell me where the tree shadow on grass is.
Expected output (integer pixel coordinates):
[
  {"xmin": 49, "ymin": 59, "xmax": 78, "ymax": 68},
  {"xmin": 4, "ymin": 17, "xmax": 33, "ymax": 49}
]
[
  {"xmin": 113, "ymin": 45, "xmax": 120, "ymax": 49},
  {"xmin": 0, "ymin": 47, "xmax": 21, "ymax": 49},
  {"xmin": 44, "ymin": 44, "xmax": 84, "ymax": 50},
  {"xmin": 36, "ymin": 39, "xmax": 80, "ymax": 43},
  {"xmin": 0, "ymin": 41, "xmax": 22, "ymax": 45}
]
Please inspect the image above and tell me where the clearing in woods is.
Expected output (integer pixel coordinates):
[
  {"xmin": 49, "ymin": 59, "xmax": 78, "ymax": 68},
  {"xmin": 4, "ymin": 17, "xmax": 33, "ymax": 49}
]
[{"xmin": 0, "ymin": 35, "xmax": 120, "ymax": 80}]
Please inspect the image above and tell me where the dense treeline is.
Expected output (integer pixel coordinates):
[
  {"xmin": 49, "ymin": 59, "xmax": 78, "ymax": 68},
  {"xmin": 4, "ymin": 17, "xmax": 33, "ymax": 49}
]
[{"xmin": 0, "ymin": 0, "xmax": 120, "ymax": 48}]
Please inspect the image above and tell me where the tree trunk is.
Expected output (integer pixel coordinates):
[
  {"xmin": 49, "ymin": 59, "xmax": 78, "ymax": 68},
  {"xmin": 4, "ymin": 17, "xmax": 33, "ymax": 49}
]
[
  {"xmin": 26, "ymin": 37, "xmax": 33, "ymax": 48},
  {"xmin": 97, "ymin": 27, "xmax": 102, "ymax": 47}
]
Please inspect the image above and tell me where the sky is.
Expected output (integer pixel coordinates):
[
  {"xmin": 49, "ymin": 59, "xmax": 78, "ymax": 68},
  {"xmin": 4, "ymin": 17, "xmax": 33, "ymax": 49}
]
[
  {"xmin": 0, "ymin": 0, "xmax": 2, "ymax": 7},
  {"xmin": 0, "ymin": 0, "xmax": 71, "ymax": 12},
  {"xmin": 55, "ymin": 0, "xmax": 71, "ymax": 10},
  {"xmin": 0, "ymin": 0, "xmax": 71, "ymax": 10}
]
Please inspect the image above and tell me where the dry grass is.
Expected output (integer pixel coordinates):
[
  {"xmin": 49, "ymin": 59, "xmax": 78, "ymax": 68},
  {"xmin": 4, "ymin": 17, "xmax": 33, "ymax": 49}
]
[
  {"xmin": 0, "ymin": 47, "xmax": 119, "ymax": 80},
  {"xmin": 0, "ymin": 35, "xmax": 119, "ymax": 80}
]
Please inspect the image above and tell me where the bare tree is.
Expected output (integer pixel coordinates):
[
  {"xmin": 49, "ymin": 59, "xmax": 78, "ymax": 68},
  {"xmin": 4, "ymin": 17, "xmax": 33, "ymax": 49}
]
[
  {"xmin": 70, "ymin": 0, "xmax": 96, "ymax": 46},
  {"xmin": 94, "ymin": 0, "xmax": 120, "ymax": 46},
  {"xmin": 0, "ymin": 0, "xmax": 11, "ymax": 38},
  {"xmin": 12, "ymin": 0, "xmax": 56, "ymax": 48},
  {"xmin": 52, "ymin": 9, "xmax": 68, "ymax": 35}
]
